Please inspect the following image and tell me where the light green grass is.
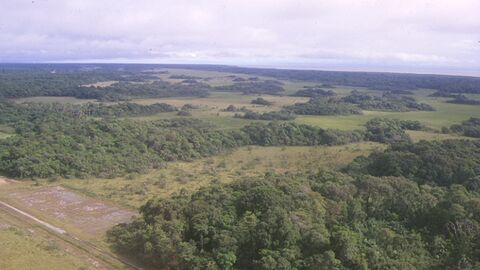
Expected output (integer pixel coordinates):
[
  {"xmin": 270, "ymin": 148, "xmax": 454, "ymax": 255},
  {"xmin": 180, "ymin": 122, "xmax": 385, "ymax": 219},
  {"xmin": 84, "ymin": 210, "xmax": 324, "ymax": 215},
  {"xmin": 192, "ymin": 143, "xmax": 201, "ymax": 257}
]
[
  {"xmin": 0, "ymin": 125, "xmax": 14, "ymax": 140},
  {"xmin": 296, "ymin": 95, "xmax": 480, "ymax": 130},
  {"xmin": 0, "ymin": 132, "xmax": 12, "ymax": 140},
  {"xmin": 406, "ymin": 130, "xmax": 474, "ymax": 142},
  {"xmin": 59, "ymin": 142, "xmax": 384, "ymax": 208},
  {"xmin": 11, "ymin": 96, "xmax": 97, "ymax": 104},
  {"xmin": 0, "ymin": 219, "xmax": 92, "ymax": 270}
]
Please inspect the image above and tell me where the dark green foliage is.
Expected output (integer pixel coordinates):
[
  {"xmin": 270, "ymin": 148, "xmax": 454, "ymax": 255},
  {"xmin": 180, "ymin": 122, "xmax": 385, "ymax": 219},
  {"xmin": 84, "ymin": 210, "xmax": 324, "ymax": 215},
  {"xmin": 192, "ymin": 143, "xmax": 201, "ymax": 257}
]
[
  {"xmin": 251, "ymin": 97, "xmax": 273, "ymax": 106},
  {"xmin": 109, "ymin": 138, "xmax": 480, "ymax": 270},
  {"xmin": 0, "ymin": 65, "xmax": 127, "ymax": 98},
  {"xmin": 364, "ymin": 118, "xmax": 423, "ymax": 144},
  {"xmin": 223, "ymin": 105, "xmax": 249, "ymax": 112},
  {"xmin": 0, "ymin": 65, "xmax": 211, "ymax": 101},
  {"xmin": 285, "ymin": 98, "xmax": 362, "ymax": 116},
  {"xmin": 450, "ymin": 118, "xmax": 480, "ymax": 138},
  {"xmin": 0, "ymin": 103, "xmax": 364, "ymax": 179},
  {"xmin": 215, "ymin": 80, "xmax": 285, "ymax": 95},
  {"xmin": 0, "ymin": 101, "xmax": 177, "ymax": 124},
  {"xmin": 237, "ymin": 110, "xmax": 296, "ymax": 121},
  {"xmin": 241, "ymin": 122, "xmax": 364, "ymax": 146},
  {"xmin": 342, "ymin": 91, "xmax": 435, "ymax": 112},
  {"xmin": 177, "ymin": 110, "xmax": 192, "ymax": 116},
  {"xmin": 348, "ymin": 139, "xmax": 480, "ymax": 186},
  {"xmin": 291, "ymin": 87, "xmax": 335, "ymax": 98},
  {"xmin": 446, "ymin": 95, "xmax": 480, "ymax": 106},
  {"xmin": 0, "ymin": 118, "xmax": 245, "ymax": 178},
  {"xmin": 429, "ymin": 91, "xmax": 458, "ymax": 98},
  {"xmin": 109, "ymin": 167, "xmax": 480, "ymax": 269}
]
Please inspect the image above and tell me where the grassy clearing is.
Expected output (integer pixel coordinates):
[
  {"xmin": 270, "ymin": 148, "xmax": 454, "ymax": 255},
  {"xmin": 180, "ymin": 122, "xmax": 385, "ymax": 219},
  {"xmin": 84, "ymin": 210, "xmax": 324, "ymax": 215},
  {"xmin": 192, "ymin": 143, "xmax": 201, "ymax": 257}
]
[
  {"xmin": 11, "ymin": 96, "xmax": 97, "ymax": 104},
  {"xmin": 406, "ymin": 130, "xmax": 474, "ymax": 142},
  {"xmin": 296, "ymin": 93, "xmax": 480, "ymax": 130},
  {"xmin": 59, "ymin": 142, "xmax": 384, "ymax": 208},
  {"xmin": 133, "ymin": 91, "xmax": 307, "ymax": 112},
  {"xmin": 0, "ymin": 211, "xmax": 92, "ymax": 270},
  {"xmin": 0, "ymin": 125, "xmax": 14, "ymax": 140},
  {"xmin": 0, "ymin": 132, "xmax": 12, "ymax": 140},
  {"xmin": 81, "ymin": 80, "xmax": 118, "ymax": 88}
]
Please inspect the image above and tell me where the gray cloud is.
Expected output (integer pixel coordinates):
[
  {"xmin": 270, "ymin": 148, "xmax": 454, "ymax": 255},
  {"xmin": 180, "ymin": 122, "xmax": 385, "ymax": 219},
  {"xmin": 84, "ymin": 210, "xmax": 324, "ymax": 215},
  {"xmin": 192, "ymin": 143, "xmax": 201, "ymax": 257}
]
[{"xmin": 0, "ymin": 0, "xmax": 479, "ymax": 75}]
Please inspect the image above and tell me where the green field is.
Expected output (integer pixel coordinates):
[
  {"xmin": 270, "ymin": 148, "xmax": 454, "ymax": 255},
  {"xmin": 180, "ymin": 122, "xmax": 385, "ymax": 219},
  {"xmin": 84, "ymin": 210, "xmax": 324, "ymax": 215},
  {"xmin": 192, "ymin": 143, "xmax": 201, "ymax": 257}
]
[
  {"xmin": 296, "ymin": 94, "xmax": 480, "ymax": 130},
  {"xmin": 59, "ymin": 142, "xmax": 384, "ymax": 208},
  {"xmin": 0, "ymin": 211, "xmax": 92, "ymax": 270},
  {"xmin": 12, "ymin": 96, "xmax": 98, "ymax": 104}
]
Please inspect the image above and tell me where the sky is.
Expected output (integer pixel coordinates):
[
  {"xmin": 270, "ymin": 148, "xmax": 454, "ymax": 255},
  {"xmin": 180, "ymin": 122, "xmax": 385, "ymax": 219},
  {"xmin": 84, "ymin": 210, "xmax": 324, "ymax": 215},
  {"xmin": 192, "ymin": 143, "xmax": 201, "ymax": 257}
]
[{"xmin": 0, "ymin": 0, "xmax": 479, "ymax": 76}]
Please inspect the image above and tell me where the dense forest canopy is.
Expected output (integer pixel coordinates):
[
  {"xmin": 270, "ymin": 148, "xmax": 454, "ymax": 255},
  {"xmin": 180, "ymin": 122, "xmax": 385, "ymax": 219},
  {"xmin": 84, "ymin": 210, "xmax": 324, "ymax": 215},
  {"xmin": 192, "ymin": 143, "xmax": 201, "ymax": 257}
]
[
  {"xmin": 109, "ymin": 139, "xmax": 480, "ymax": 270},
  {"xmin": 214, "ymin": 80, "xmax": 285, "ymax": 95},
  {"xmin": 0, "ymin": 102, "xmax": 364, "ymax": 178},
  {"xmin": 364, "ymin": 118, "xmax": 425, "ymax": 144},
  {"xmin": 291, "ymin": 87, "xmax": 336, "ymax": 98},
  {"xmin": 341, "ymin": 91, "xmax": 435, "ymax": 112},
  {"xmin": 285, "ymin": 98, "xmax": 362, "ymax": 116},
  {"xmin": 0, "ymin": 65, "xmax": 211, "ymax": 100},
  {"xmin": 0, "ymin": 101, "xmax": 178, "ymax": 123}
]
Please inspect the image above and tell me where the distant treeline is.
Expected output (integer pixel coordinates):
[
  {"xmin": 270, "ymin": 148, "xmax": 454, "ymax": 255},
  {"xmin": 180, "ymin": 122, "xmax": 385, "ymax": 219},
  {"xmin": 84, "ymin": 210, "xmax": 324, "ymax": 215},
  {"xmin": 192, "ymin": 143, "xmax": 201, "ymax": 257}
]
[
  {"xmin": 0, "ymin": 66, "xmax": 211, "ymax": 101},
  {"xmin": 155, "ymin": 64, "xmax": 480, "ymax": 93},
  {"xmin": 0, "ymin": 101, "xmax": 177, "ymax": 124}
]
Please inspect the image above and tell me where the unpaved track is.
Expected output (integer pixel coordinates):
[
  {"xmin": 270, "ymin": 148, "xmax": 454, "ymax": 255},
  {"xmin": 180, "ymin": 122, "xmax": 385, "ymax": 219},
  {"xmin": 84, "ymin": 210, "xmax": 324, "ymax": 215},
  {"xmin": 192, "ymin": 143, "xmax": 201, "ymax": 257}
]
[{"xmin": 0, "ymin": 200, "xmax": 142, "ymax": 270}]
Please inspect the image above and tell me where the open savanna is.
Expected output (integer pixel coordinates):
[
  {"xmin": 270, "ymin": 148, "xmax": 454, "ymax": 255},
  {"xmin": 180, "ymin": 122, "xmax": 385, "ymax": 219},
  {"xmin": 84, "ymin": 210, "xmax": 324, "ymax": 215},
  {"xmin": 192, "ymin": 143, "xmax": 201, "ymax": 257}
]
[
  {"xmin": 296, "ymin": 94, "xmax": 480, "ymax": 130},
  {"xmin": 133, "ymin": 91, "xmax": 308, "ymax": 112},
  {"xmin": 152, "ymin": 68, "xmax": 275, "ymax": 87},
  {"xmin": 59, "ymin": 142, "xmax": 384, "ymax": 208}
]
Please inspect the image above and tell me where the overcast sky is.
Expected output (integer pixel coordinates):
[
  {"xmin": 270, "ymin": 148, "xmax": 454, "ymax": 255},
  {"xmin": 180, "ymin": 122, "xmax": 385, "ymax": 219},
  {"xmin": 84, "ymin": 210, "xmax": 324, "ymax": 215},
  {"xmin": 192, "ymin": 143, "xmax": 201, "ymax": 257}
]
[{"xmin": 1, "ymin": 0, "xmax": 479, "ymax": 76}]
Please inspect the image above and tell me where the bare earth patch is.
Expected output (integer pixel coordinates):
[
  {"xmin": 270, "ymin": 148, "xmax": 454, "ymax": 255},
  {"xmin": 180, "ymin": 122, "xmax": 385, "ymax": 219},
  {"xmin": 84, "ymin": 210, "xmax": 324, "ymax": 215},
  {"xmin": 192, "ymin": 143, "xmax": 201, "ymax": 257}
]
[
  {"xmin": 0, "ymin": 177, "xmax": 17, "ymax": 186},
  {"xmin": 7, "ymin": 186, "xmax": 136, "ymax": 236},
  {"xmin": 81, "ymin": 80, "xmax": 118, "ymax": 88}
]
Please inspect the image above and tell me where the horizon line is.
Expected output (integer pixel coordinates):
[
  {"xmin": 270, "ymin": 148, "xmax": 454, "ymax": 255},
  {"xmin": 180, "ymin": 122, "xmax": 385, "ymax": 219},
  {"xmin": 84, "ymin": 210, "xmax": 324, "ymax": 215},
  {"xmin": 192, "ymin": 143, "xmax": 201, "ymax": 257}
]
[{"xmin": 0, "ymin": 61, "xmax": 478, "ymax": 78}]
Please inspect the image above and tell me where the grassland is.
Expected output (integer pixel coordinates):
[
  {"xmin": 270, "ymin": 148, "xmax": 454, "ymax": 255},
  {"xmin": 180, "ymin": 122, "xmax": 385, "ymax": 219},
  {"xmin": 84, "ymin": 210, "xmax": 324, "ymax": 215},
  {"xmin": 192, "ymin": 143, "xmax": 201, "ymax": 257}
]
[
  {"xmin": 0, "ymin": 125, "xmax": 14, "ymax": 140},
  {"xmin": 136, "ymin": 71, "xmax": 480, "ymax": 133},
  {"xmin": 296, "ymin": 90, "xmax": 480, "ymax": 130},
  {"xmin": 12, "ymin": 96, "xmax": 97, "ymax": 104},
  {"xmin": 0, "ymin": 210, "xmax": 93, "ymax": 270},
  {"xmin": 58, "ymin": 142, "xmax": 384, "ymax": 208}
]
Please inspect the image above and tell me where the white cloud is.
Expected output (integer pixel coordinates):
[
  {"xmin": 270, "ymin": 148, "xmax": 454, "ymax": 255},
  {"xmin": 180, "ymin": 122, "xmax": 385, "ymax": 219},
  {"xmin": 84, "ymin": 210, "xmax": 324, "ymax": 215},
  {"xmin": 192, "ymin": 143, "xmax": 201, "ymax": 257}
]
[{"xmin": 0, "ymin": 0, "xmax": 478, "ymax": 75}]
